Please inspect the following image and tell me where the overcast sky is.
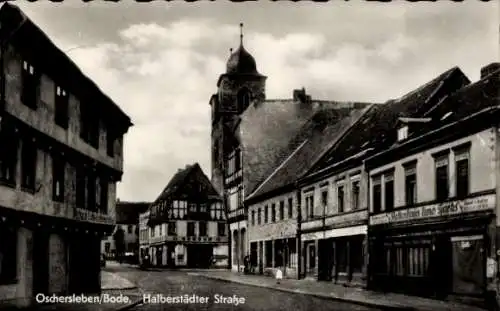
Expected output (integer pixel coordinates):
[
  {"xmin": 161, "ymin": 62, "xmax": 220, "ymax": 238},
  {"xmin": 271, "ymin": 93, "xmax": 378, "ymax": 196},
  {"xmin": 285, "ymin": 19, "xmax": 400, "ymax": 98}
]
[{"xmin": 14, "ymin": 1, "xmax": 499, "ymax": 202}]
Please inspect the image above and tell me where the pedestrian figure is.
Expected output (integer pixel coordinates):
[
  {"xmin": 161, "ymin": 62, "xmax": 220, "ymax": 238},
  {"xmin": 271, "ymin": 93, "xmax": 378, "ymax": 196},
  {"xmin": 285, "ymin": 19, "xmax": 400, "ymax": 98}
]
[{"xmin": 276, "ymin": 267, "xmax": 283, "ymax": 284}]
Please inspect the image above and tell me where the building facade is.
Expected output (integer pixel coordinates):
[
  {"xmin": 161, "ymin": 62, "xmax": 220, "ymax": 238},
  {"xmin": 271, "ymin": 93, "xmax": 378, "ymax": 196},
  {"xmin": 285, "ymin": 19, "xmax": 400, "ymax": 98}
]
[
  {"xmin": 0, "ymin": 3, "xmax": 132, "ymax": 307},
  {"xmin": 146, "ymin": 163, "xmax": 228, "ymax": 268},
  {"xmin": 365, "ymin": 64, "xmax": 500, "ymax": 302},
  {"xmin": 138, "ymin": 210, "xmax": 150, "ymax": 265},
  {"xmin": 101, "ymin": 201, "xmax": 149, "ymax": 260},
  {"xmin": 296, "ymin": 66, "xmax": 470, "ymax": 286}
]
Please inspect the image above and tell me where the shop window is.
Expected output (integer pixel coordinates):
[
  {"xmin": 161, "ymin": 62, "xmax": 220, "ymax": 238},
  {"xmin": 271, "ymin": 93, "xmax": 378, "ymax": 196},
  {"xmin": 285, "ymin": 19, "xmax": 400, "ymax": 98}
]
[
  {"xmin": 405, "ymin": 165, "xmax": 417, "ymax": 206},
  {"xmin": 384, "ymin": 174, "xmax": 394, "ymax": 212},
  {"xmin": 350, "ymin": 238, "xmax": 363, "ymax": 273},
  {"xmin": 435, "ymin": 155, "xmax": 449, "ymax": 201},
  {"xmin": 455, "ymin": 151, "xmax": 469, "ymax": 199},
  {"xmin": 336, "ymin": 240, "xmax": 348, "ymax": 273}
]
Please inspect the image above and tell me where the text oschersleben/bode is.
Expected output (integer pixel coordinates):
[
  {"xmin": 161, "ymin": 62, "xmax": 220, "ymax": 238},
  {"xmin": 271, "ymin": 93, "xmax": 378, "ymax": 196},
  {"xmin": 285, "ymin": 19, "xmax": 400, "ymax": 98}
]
[{"xmin": 143, "ymin": 294, "xmax": 246, "ymax": 306}]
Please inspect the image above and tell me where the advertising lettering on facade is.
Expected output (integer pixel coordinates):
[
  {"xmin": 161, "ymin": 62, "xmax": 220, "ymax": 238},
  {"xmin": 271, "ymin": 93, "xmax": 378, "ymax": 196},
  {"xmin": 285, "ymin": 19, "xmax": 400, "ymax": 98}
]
[
  {"xmin": 369, "ymin": 194, "xmax": 495, "ymax": 225},
  {"xmin": 74, "ymin": 208, "xmax": 114, "ymax": 225}
]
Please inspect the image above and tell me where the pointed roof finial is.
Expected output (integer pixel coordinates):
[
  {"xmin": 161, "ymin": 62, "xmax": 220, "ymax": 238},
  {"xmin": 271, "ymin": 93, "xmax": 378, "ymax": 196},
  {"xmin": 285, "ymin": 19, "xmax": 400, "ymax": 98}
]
[{"xmin": 239, "ymin": 22, "xmax": 244, "ymax": 46}]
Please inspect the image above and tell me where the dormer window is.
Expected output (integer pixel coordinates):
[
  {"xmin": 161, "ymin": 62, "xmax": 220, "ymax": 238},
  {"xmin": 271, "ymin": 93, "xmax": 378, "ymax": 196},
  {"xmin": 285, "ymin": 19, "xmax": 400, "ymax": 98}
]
[
  {"xmin": 237, "ymin": 89, "xmax": 250, "ymax": 112},
  {"xmin": 398, "ymin": 126, "xmax": 409, "ymax": 142}
]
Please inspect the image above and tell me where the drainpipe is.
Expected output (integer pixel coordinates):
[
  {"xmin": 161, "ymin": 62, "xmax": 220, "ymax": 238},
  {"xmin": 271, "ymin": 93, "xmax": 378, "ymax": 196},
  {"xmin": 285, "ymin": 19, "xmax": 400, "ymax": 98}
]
[
  {"xmin": 295, "ymin": 181, "xmax": 302, "ymax": 280},
  {"xmin": 364, "ymin": 165, "xmax": 371, "ymax": 289}
]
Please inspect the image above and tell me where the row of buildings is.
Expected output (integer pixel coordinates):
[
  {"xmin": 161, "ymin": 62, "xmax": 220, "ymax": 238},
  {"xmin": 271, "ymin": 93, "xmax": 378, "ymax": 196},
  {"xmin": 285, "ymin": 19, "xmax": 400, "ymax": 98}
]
[
  {"xmin": 211, "ymin": 24, "xmax": 500, "ymax": 303},
  {"xmin": 0, "ymin": 3, "xmax": 132, "ymax": 307},
  {"xmin": 138, "ymin": 163, "xmax": 228, "ymax": 268}
]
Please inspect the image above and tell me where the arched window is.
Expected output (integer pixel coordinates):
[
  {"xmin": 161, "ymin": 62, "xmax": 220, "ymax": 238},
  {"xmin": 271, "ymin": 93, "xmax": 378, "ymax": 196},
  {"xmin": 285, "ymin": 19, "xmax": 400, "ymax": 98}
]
[{"xmin": 237, "ymin": 89, "xmax": 251, "ymax": 111}]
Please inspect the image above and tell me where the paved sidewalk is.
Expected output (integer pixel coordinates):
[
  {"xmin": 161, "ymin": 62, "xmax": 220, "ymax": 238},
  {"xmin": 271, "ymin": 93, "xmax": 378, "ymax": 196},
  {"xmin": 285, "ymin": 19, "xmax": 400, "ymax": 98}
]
[
  {"xmin": 189, "ymin": 270, "xmax": 487, "ymax": 311},
  {"xmin": 101, "ymin": 271, "xmax": 137, "ymax": 290}
]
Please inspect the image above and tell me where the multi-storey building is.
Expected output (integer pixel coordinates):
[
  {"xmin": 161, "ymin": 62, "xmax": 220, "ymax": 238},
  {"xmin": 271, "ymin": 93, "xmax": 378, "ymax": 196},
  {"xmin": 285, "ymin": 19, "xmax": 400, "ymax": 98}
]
[
  {"xmin": 138, "ymin": 209, "xmax": 150, "ymax": 265},
  {"xmin": 297, "ymin": 66, "xmax": 470, "ymax": 286},
  {"xmin": 101, "ymin": 201, "xmax": 149, "ymax": 260},
  {"xmin": 364, "ymin": 63, "xmax": 500, "ymax": 304},
  {"xmin": 146, "ymin": 163, "xmax": 227, "ymax": 268},
  {"xmin": 0, "ymin": 3, "xmax": 132, "ymax": 306},
  {"xmin": 245, "ymin": 102, "xmax": 371, "ymax": 278},
  {"xmin": 211, "ymin": 23, "xmax": 369, "ymax": 272}
]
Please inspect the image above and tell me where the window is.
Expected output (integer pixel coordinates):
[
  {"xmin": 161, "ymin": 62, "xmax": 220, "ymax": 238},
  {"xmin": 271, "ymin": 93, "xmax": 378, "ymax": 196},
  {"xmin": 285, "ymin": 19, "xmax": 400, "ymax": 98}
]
[
  {"xmin": 80, "ymin": 104, "xmax": 99, "ymax": 149},
  {"xmin": 397, "ymin": 126, "xmax": 408, "ymax": 141},
  {"xmin": 0, "ymin": 129, "xmax": 18, "ymax": 186},
  {"xmin": 168, "ymin": 222, "xmax": 176, "ymax": 235},
  {"xmin": 21, "ymin": 139, "xmax": 37, "ymax": 192},
  {"xmin": 128, "ymin": 225, "xmax": 133, "ymax": 234},
  {"xmin": 257, "ymin": 208, "xmax": 261, "ymax": 225},
  {"xmin": 288, "ymin": 198, "xmax": 293, "ymax": 219},
  {"xmin": 279, "ymin": 201, "xmax": 284, "ymax": 220},
  {"xmin": 189, "ymin": 203, "xmax": 197, "ymax": 213},
  {"xmin": 150, "ymin": 228, "xmax": 154, "ymax": 237},
  {"xmin": 321, "ymin": 190, "xmax": 328, "ymax": 207},
  {"xmin": 21, "ymin": 60, "xmax": 39, "ymax": 109},
  {"xmin": 86, "ymin": 172, "xmax": 96, "ymax": 211},
  {"xmin": 305, "ymin": 194, "xmax": 314, "ymax": 219},
  {"xmin": 384, "ymin": 174, "xmax": 394, "ymax": 212},
  {"xmin": 271, "ymin": 204, "xmax": 276, "ymax": 222},
  {"xmin": 0, "ymin": 227, "xmax": 17, "ymax": 284},
  {"xmin": 187, "ymin": 222, "xmax": 195, "ymax": 236},
  {"xmin": 225, "ymin": 149, "xmax": 242, "ymax": 177},
  {"xmin": 251, "ymin": 210, "xmax": 255, "ymax": 226},
  {"xmin": 228, "ymin": 187, "xmax": 240, "ymax": 211},
  {"xmin": 264, "ymin": 205, "xmax": 268, "ymax": 223},
  {"xmin": 337, "ymin": 185, "xmax": 345, "ymax": 213},
  {"xmin": 372, "ymin": 177, "xmax": 382, "ymax": 213},
  {"xmin": 199, "ymin": 222, "xmax": 207, "ymax": 236},
  {"xmin": 76, "ymin": 167, "xmax": 86, "ymax": 209},
  {"xmin": 435, "ymin": 156, "xmax": 449, "ymax": 201},
  {"xmin": 104, "ymin": 242, "xmax": 111, "ymax": 253},
  {"xmin": 100, "ymin": 176, "xmax": 109, "ymax": 213},
  {"xmin": 237, "ymin": 89, "xmax": 251, "ymax": 111},
  {"xmin": 199, "ymin": 204, "xmax": 207, "ymax": 213},
  {"xmin": 55, "ymin": 86, "xmax": 69, "ymax": 129},
  {"xmin": 455, "ymin": 151, "xmax": 469, "ymax": 199},
  {"xmin": 352, "ymin": 181, "xmax": 360, "ymax": 210},
  {"xmin": 106, "ymin": 130, "xmax": 115, "ymax": 157},
  {"xmin": 405, "ymin": 165, "xmax": 417, "ymax": 206},
  {"xmin": 218, "ymin": 222, "xmax": 226, "ymax": 236},
  {"xmin": 52, "ymin": 154, "xmax": 65, "ymax": 202},
  {"xmin": 158, "ymin": 225, "xmax": 162, "ymax": 236}
]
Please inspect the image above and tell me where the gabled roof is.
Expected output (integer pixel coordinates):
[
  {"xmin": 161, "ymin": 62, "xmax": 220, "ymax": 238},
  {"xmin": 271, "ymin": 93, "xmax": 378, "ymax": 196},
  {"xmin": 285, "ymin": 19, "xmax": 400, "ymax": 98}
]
[
  {"xmin": 153, "ymin": 163, "xmax": 221, "ymax": 204},
  {"xmin": 365, "ymin": 68, "xmax": 500, "ymax": 168},
  {"xmin": 115, "ymin": 201, "xmax": 150, "ymax": 224},
  {"xmin": 308, "ymin": 66, "xmax": 470, "ymax": 175},
  {"xmin": 239, "ymin": 96, "xmax": 372, "ymax": 197},
  {"xmin": 246, "ymin": 105, "xmax": 372, "ymax": 202}
]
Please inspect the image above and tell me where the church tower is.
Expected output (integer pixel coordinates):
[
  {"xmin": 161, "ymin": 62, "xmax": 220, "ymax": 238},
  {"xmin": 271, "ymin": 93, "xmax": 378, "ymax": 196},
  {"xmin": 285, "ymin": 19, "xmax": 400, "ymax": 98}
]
[{"xmin": 210, "ymin": 23, "xmax": 267, "ymax": 195}]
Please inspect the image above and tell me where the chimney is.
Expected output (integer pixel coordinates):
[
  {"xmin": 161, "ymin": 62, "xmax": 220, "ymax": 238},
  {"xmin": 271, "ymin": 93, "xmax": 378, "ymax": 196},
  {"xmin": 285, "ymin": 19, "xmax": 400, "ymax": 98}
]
[
  {"xmin": 293, "ymin": 87, "xmax": 307, "ymax": 103},
  {"xmin": 480, "ymin": 62, "xmax": 500, "ymax": 79}
]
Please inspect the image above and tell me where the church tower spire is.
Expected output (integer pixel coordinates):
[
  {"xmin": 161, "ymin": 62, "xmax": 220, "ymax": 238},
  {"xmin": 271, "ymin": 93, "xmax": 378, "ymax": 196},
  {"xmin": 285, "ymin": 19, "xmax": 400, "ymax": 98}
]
[{"xmin": 239, "ymin": 22, "xmax": 244, "ymax": 47}]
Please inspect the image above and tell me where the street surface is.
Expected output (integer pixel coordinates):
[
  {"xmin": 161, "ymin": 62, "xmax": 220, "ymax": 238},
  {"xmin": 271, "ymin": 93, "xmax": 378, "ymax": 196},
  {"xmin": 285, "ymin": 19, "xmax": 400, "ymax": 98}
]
[{"xmin": 105, "ymin": 263, "xmax": 383, "ymax": 311}]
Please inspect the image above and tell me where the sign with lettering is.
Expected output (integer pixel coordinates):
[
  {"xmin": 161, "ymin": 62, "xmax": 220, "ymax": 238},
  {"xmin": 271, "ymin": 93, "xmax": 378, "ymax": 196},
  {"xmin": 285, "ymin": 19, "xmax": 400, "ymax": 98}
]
[
  {"xmin": 73, "ymin": 208, "xmax": 114, "ymax": 225},
  {"xmin": 370, "ymin": 194, "xmax": 495, "ymax": 225}
]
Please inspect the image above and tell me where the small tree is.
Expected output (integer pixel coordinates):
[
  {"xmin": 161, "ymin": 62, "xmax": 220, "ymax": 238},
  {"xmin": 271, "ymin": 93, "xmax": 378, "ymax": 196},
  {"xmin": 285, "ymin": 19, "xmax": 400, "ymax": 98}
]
[{"xmin": 113, "ymin": 226, "xmax": 126, "ymax": 263}]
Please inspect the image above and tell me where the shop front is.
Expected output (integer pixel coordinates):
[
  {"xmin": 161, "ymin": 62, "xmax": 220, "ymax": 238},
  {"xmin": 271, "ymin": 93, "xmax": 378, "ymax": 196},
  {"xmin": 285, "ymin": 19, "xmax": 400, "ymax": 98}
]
[{"xmin": 368, "ymin": 193, "xmax": 495, "ymax": 299}]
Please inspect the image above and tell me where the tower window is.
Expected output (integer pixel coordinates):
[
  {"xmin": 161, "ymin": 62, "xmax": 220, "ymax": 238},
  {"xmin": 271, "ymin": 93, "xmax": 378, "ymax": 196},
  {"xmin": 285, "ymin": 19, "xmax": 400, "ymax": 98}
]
[{"xmin": 237, "ymin": 89, "xmax": 251, "ymax": 111}]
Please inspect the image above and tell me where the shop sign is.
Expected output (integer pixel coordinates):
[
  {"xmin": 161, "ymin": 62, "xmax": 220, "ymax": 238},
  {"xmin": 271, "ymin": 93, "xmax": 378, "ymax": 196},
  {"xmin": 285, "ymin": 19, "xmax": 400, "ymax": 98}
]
[
  {"xmin": 370, "ymin": 194, "xmax": 495, "ymax": 225},
  {"xmin": 74, "ymin": 208, "xmax": 114, "ymax": 225}
]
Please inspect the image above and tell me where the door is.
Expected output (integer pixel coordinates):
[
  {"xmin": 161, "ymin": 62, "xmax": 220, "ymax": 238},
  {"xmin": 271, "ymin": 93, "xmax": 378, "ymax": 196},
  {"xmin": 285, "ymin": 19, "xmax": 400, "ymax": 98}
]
[
  {"xmin": 258, "ymin": 241, "xmax": 263, "ymax": 274},
  {"xmin": 318, "ymin": 239, "xmax": 330, "ymax": 281},
  {"xmin": 32, "ymin": 230, "xmax": 49, "ymax": 296},
  {"xmin": 307, "ymin": 243, "xmax": 316, "ymax": 276},
  {"xmin": 451, "ymin": 235, "xmax": 485, "ymax": 296},
  {"xmin": 432, "ymin": 236, "xmax": 453, "ymax": 297},
  {"xmin": 156, "ymin": 246, "xmax": 163, "ymax": 267}
]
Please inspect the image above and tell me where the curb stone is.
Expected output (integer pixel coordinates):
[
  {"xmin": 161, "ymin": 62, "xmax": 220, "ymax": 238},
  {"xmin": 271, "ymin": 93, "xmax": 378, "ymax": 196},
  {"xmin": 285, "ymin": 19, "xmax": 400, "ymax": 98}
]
[{"xmin": 190, "ymin": 273, "xmax": 414, "ymax": 311}]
